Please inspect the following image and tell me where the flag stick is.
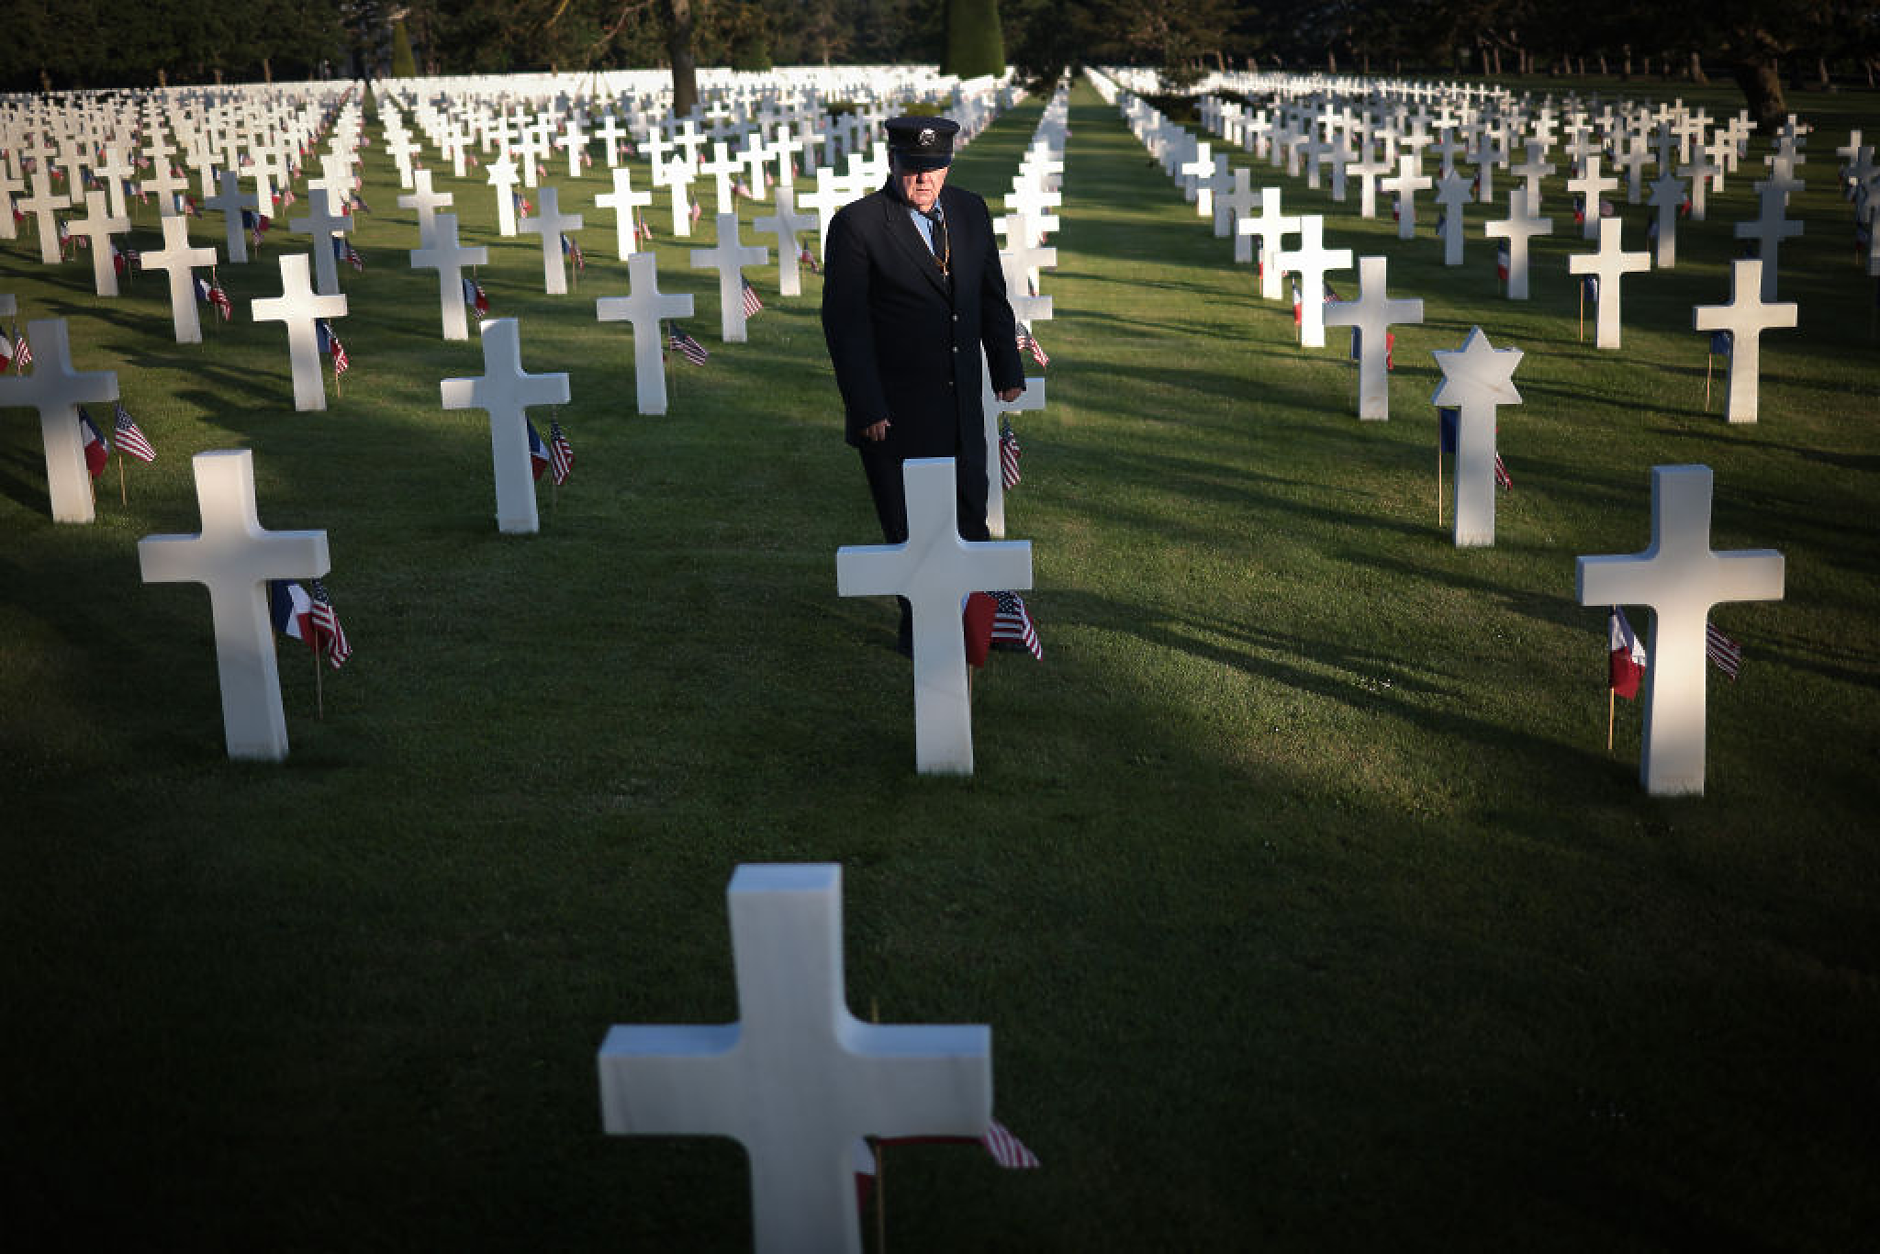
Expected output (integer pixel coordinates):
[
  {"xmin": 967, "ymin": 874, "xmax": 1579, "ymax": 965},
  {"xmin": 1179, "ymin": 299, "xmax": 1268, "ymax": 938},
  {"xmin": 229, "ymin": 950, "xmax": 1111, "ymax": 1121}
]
[
  {"xmin": 1606, "ymin": 687, "xmax": 1615, "ymax": 754},
  {"xmin": 1704, "ymin": 352, "xmax": 1713, "ymax": 409},
  {"xmin": 872, "ymin": 998, "xmax": 887, "ymax": 1254},
  {"xmin": 118, "ymin": 454, "xmax": 127, "ymax": 506},
  {"xmin": 333, "ymin": 360, "xmax": 342, "ymax": 400},
  {"xmin": 1437, "ymin": 449, "xmax": 1444, "ymax": 528},
  {"xmin": 1578, "ymin": 284, "xmax": 1585, "ymax": 341},
  {"xmin": 314, "ymin": 646, "xmax": 324, "ymax": 719}
]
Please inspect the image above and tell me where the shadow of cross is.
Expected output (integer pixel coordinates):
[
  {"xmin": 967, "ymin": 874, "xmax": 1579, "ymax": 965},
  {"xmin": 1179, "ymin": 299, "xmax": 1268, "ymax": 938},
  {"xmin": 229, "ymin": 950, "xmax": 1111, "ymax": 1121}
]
[
  {"xmin": 1576, "ymin": 465, "xmax": 1785, "ymax": 797},
  {"xmin": 837, "ymin": 458, "xmax": 1031, "ymax": 775},
  {"xmin": 137, "ymin": 450, "xmax": 330, "ymax": 762},
  {"xmin": 598, "ymin": 864, "xmax": 992, "ymax": 1254}
]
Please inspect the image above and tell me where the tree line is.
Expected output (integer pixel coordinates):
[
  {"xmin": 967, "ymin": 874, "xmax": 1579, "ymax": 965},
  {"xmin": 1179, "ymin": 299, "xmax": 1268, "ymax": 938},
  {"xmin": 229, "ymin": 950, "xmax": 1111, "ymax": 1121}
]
[{"xmin": 5, "ymin": 2, "xmax": 1872, "ymax": 133}]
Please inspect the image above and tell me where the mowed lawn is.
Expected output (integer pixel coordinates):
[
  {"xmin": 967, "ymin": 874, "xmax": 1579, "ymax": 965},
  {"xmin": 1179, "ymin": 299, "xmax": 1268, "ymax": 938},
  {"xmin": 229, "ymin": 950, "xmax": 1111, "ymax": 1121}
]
[{"xmin": 2, "ymin": 73, "xmax": 1877, "ymax": 1251}]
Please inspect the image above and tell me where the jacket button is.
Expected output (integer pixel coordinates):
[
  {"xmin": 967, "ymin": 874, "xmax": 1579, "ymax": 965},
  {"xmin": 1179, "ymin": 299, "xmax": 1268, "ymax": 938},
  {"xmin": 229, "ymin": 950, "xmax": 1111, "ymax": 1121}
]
[
  {"xmin": 952, "ymin": 314, "xmax": 959, "ymax": 321},
  {"xmin": 951, "ymin": 345, "xmax": 958, "ymax": 353}
]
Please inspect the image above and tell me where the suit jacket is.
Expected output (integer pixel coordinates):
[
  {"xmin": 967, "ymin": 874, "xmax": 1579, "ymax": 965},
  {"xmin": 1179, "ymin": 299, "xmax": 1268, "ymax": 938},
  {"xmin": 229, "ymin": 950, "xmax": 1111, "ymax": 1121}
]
[{"xmin": 821, "ymin": 182, "xmax": 1025, "ymax": 479}]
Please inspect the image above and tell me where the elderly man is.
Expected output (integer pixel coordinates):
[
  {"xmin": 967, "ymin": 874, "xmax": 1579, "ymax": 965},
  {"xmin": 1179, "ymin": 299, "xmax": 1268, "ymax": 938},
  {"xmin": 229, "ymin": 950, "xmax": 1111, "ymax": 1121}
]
[{"xmin": 822, "ymin": 114, "xmax": 1026, "ymax": 655}]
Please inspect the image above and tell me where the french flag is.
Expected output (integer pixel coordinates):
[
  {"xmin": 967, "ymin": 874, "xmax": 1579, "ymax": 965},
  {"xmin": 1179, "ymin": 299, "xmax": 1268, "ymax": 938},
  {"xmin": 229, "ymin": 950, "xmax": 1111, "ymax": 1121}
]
[
  {"xmin": 269, "ymin": 580, "xmax": 315, "ymax": 646},
  {"xmin": 79, "ymin": 408, "xmax": 109, "ymax": 476},
  {"xmin": 1608, "ymin": 606, "xmax": 1647, "ymax": 699},
  {"xmin": 527, "ymin": 420, "xmax": 550, "ymax": 481}
]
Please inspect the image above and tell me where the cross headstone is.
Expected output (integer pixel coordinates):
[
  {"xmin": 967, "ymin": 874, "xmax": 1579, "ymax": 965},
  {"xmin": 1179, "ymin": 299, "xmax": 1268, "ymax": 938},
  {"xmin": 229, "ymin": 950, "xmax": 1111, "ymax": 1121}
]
[
  {"xmin": 1219, "ymin": 168, "xmax": 1260, "ymax": 264},
  {"xmin": 1274, "ymin": 216, "xmax": 1353, "ymax": 348},
  {"xmin": 397, "ymin": 168, "xmax": 454, "ymax": 249},
  {"xmin": 1511, "ymin": 142, "xmax": 1555, "ymax": 211},
  {"xmin": 288, "ymin": 188, "xmax": 351, "ymax": 297},
  {"xmin": 1734, "ymin": 184, "xmax": 1803, "ymax": 301},
  {"xmin": 979, "ymin": 348, "xmax": 1045, "ymax": 538},
  {"xmin": 517, "ymin": 185, "xmax": 584, "ymax": 296},
  {"xmin": 836, "ymin": 458, "xmax": 1033, "ymax": 774},
  {"xmin": 205, "ymin": 169, "xmax": 259, "ymax": 264},
  {"xmin": 1433, "ymin": 167, "xmax": 1471, "ymax": 266},
  {"xmin": 1568, "ymin": 217, "xmax": 1652, "ymax": 350},
  {"xmin": 137, "ymin": 449, "xmax": 331, "ymax": 761},
  {"xmin": 690, "ymin": 213, "xmax": 769, "ymax": 342},
  {"xmin": 1431, "ymin": 327, "xmax": 1522, "ymax": 547},
  {"xmin": 251, "ymin": 253, "xmax": 349, "ymax": 411},
  {"xmin": 1692, "ymin": 259, "xmax": 1797, "ymax": 423},
  {"xmin": 0, "ymin": 318, "xmax": 119, "ymax": 524},
  {"xmin": 1483, "ymin": 187, "xmax": 1553, "ymax": 300},
  {"xmin": 19, "ymin": 170, "xmax": 66, "ymax": 264},
  {"xmin": 1566, "ymin": 155, "xmax": 1618, "ymax": 239},
  {"xmin": 141, "ymin": 213, "xmax": 220, "ymax": 344},
  {"xmin": 439, "ymin": 319, "xmax": 569, "ymax": 534},
  {"xmin": 1324, "ymin": 256, "xmax": 1424, "ymax": 420},
  {"xmin": 1646, "ymin": 171, "xmax": 1685, "ymax": 267},
  {"xmin": 595, "ymin": 252, "xmax": 695, "ymax": 415},
  {"xmin": 1379, "ymin": 153, "xmax": 1433, "ymax": 240},
  {"xmin": 594, "ymin": 165, "xmax": 653, "ymax": 261},
  {"xmin": 1238, "ymin": 187, "xmax": 1300, "ymax": 302},
  {"xmin": 753, "ymin": 186, "xmax": 817, "ymax": 297},
  {"xmin": 68, "ymin": 190, "xmax": 132, "ymax": 297},
  {"xmin": 1576, "ymin": 465, "xmax": 1784, "ymax": 796},
  {"xmin": 597, "ymin": 862, "xmax": 993, "ymax": 1254},
  {"xmin": 409, "ymin": 212, "xmax": 489, "ymax": 342}
]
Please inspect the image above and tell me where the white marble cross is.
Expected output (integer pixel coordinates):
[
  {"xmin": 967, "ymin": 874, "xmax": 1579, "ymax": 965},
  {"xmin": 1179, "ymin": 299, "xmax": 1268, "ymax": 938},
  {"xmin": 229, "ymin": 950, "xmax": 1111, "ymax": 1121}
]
[
  {"xmin": 1274, "ymin": 216, "xmax": 1353, "ymax": 348},
  {"xmin": 0, "ymin": 318, "xmax": 119, "ymax": 524},
  {"xmin": 440, "ymin": 319, "xmax": 569, "ymax": 534},
  {"xmin": 701, "ymin": 140, "xmax": 744, "ymax": 213},
  {"xmin": 1568, "ymin": 218, "xmax": 1652, "ymax": 350},
  {"xmin": 68, "ymin": 190, "xmax": 132, "ymax": 298},
  {"xmin": 1324, "ymin": 256, "xmax": 1424, "ymax": 420},
  {"xmin": 980, "ymin": 347, "xmax": 1045, "ymax": 538},
  {"xmin": 1484, "ymin": 187, "xmax": 1553, "ymax": 301},
  {"xmin": 1219, "ymin": 168, "xmax": 1260, "ymax": 263},
  {"xmin": 690, "ymin": 213, "xmax": 769, "ymax": 342},
  {"xmin": 518, "ymin": 185, "xmax": 584, "ymax": 296},
  {"xmin": 1433, "ymin": 168, "xmax": 1471, "ymax": 266},
  {"xmin": 595, "ymin": 252, "xmax": 695, "ymax": 415},
  {"xmin": 753, "ymin": 186, "xmax": 818, "ymax": 297},
  {"xmin": 251, "ymin": 253, "xmax": 349, "ymax": 411},
  {"xmin": 141, "ymin": 214, "xmax": 220, "ymax": 344},
  {"xmin": 594, "ymin": 165, "xmax": 653, "ymax": 261},
  {"xmin": 288, "ymin": 188, "xmax": 352, "ymax": 297},
  {"xmin": 1511, "ymin": 142, "xmax": 1555, "ymax": 210},
  {"xmin": 654, "ymin": 151, "xmax": 699, "ymax": 237},
  {"xmin": 836, "ymin": 458, "xmax": 1033, "ymax": 774},
  {"xmin": 1692, "ymin": 259, "xmax": 1797, "ymax": 423},
  {"xmin": 1735, "ymin": 184, "xmax": 1803, "ymax": 300},
  {"xmin": 137, "ymin": 449, "xmax": 331, "ymax": 761},
  {"xmin": 1567, "ymin": 155, "xmax": 1618, "ymax": 239},
  {"xmin": 1431, "ymin": 327, "xmax": 1522, "ymax": 547},
  {"xmin": 598, "ymin": 862, "xmax": 993, "ymax": 1254},
  {"xmin": 397, "ymin": 168, "xmax": 454, "ymax": 249},
  {"xmin": 999, "ymin": 234, "xmax": 1057, "ymax": 303},
  {"xmin": 1379, "ymin": 153, "xmax": 1432, "ymax": 240},
  {"xmin": 1647, "ymin": 171, "xmax": 1685, "ymax": 267},
  {"xmin": 486, "ymin": 151, "xmax": 522, "ymax": 236},
  {"xmin": 1576, "ymin": 465, "xmax": 1784, "ymax": 796},
  {"xmin": 409, "ymin": 212, "xmax": 489, "ymax": 341},
  {"xmin": 19, "ymin": 170, "xmax": 66, "ymax": 264},
  {"xmin": 1238, "ymin": 187, "xmax": 1300, "ymax": 301},
  {"xmin": 205, "ymin": 170, "xmax": 259, "ymax": 265}
]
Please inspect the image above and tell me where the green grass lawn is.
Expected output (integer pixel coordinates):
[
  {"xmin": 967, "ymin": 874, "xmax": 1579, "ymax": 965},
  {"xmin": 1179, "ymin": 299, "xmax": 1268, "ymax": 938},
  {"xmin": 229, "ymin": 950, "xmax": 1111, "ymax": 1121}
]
[{"xmin": 2, "ymin": 75, "xmax": 1877, "ymax": 1250}]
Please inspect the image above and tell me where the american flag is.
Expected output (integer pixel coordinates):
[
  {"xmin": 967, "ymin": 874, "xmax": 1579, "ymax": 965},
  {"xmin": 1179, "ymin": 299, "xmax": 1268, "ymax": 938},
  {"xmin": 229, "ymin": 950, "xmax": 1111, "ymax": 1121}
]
[
  {"xmin": 12, "ymin": 324, "xmax": 32, "ymax": 371},
  {"xmin": 688, "ymin": 196, "xmax": 703, "ymax": 225},
  {"xmin": 799, "ymin": 245, "xmax": 820, "ymax": 274},
  {"xmin": 732, "ymin": 179, "xmax": 753, "ymax": 199},
  {"xmin": 635, "ymin": 214, "xmax": 655, "ymax": 242},
  {"xmin": 112, "ymin": 401, "xmax": 156, "ymax": 462},
  {"xmin": 999, "ymin": 417, "xmax": 1021, "ymax": 489},
  {"xmin": 1706, "ymin": 623, "xmax": 1743, "ymax": 679},
  {"xmin": 514, "ymin": 192, "xmax": 532, "ymax": 218},
  {"xmin": 1709, "ymin": 330, "xmax": 1732, "ymax": 356},
  {"xmin": 463, "ymin": 276, "xmax": 489, "ymax": 315},
  {"xmin": 308, "ymin": 578, "xmax": 352, "ymax": 670},
  {"xmin": 1016, "ymin": 322, "xmax": 1048, "ymax": 367},
  {"xmin": 668, "ymin": 324, "xmax": 710, "ymax": 365},
  {"xmin": 548, "ymin": 419, "xmax": 574, "ymax": 486},
  {"xmin": 246, "ymin": 210, "xmax": 269, "ymax": 248},
  {"xmin": 868, "ymin": 1118, "xmax": 1041, "ymax": 1180},
  {"xmin": 561, "ymin": 233, "xmax": 585, "ymax": 272},
  {"xmin": 1580, "ymin": 274, "xmax": 1598, "ymax": 302},
  {"xmin": 1494, "ymin": 451, "xmax": 1512, "ymax": 490},
  {"xmin": 990, "ymin": 590, "xmax": 1041, "ymax": 659},
  {"xmin": 208, "ymin": 277, "xmax": 233, "ymax": 321},
  {"xmin": 317, "ymin": 318, "xmax": 349, "ymax": 375},
  {"xmin": 741, "ymin": 276, "xmax": 763, "ymax": 317},
  {"xmin": 350, "ymin": 191, "xmax": 371, "ymax": 214},
  {"xmin": 345, "ymin": 241, "xmax": 365, "ymax": 272}
]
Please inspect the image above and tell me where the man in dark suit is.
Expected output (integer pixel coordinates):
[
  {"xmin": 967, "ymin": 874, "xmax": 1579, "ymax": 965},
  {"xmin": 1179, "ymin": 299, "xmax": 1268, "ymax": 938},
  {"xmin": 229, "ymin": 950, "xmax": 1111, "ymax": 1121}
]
[{"xmin": 822, "ymin": 115, "xmax": 1026, "ymax": 654}]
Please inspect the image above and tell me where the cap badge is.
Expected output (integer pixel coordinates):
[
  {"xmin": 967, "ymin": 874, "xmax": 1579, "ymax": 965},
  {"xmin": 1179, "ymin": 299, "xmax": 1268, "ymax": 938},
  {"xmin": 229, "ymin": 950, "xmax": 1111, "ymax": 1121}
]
[{"xmin": 918, "ymin": 127, "xmax": 936, "ymax": 148}]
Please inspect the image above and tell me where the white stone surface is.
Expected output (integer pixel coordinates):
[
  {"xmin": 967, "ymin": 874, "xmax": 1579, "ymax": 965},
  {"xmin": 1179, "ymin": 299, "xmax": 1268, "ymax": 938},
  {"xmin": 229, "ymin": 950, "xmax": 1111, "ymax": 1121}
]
[
  {"xmin": 1692, "ymin": 259, "xmax": 1797, "ymax": 423},
  {"xmin": 1576, "ymin": 465, "xmax": 1784, "ymax": 796},
  {"xmin": 1483, "ymin": 187, "xmax": 1552, "ymax": 301},
  {"xmin": 1431, "ymin": 327, "xmax": 1522, "ymax": 547},
  {"xmin": 597, "ymin": 863, "xmax": 992, "ymax": 1254},
  {"xmin": 518, "ymin": 185, "xmax": 584, "ymax": 296},
  {"xmin": 409, "ymin": 213, "xmax": 488, "ymax": 342},
  {"xmin": 980, "ymin": 347, "xmax": 1045, "ymax": 538},
  {"xmin": 0, "ymin": 319, "xmax": 119, "ymax": 524},
  {"xmin": 837, "ymin": 458, "xmax": 1032, "ymax": 774},
  {"xmin": 595, "ymin": 252, "xmax": 695, "ymax": 415},
  {"xmin": 141, "ymin": 214, "xmax": 219, "ymax": 344},
  {"xmin": 1324, "ymin": 256, "xmax": 1423, "ymax": 420},
  {"xmin": 138, "ymin": 449, "xmax": 331, "ymax": 761},
  {"xmin": 1568, "ymin": 217, "xmax": 1652, "ymax": 350},
  {"xmin": 251, "ymin": 254, "xmax": 348, "ymax": 412},
  {"xmin": 440, "ymin": 318, "xmax": 569, "ymax": 534},
  {"xmin": 690, "ymin": 213, "xmax": 769, "ymax": 343},
  {"xmin": 1274, "ymin": 216, "xmax": 1352, "ymax": 348}
]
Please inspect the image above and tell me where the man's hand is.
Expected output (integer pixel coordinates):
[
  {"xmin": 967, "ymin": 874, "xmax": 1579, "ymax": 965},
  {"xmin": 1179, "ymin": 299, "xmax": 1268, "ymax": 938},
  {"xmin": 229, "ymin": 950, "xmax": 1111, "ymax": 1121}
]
[
  {"xmin": 996, "ymin": 386, "xmax": 1025, "ymax": 403},
  {"xmin": 861, "ymin": 419, "xmax": 891, "ymax": 442}
]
